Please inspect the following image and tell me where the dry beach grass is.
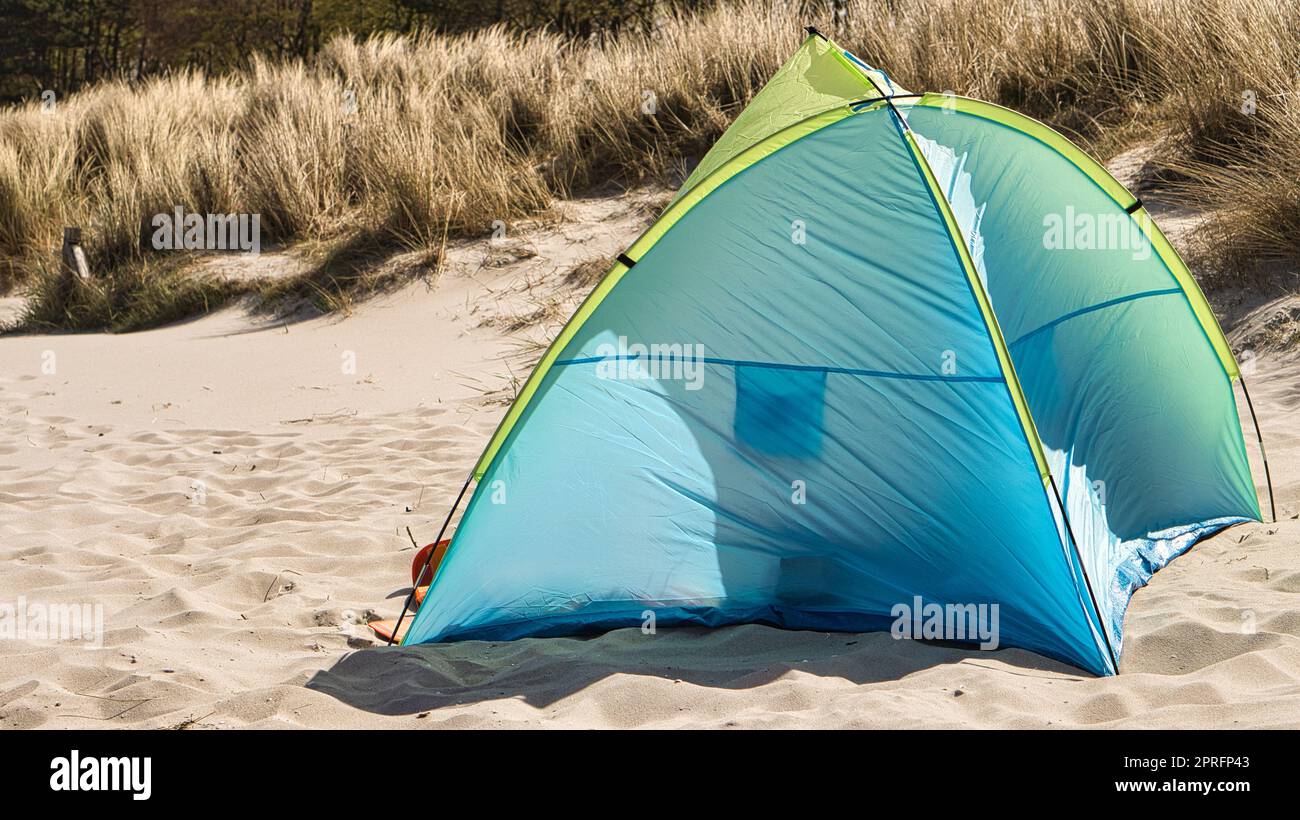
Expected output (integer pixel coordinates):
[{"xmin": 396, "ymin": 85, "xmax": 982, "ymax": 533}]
[{"xmin": 1, "ymin": 0, "xmax": 1300, "ymax": 328}]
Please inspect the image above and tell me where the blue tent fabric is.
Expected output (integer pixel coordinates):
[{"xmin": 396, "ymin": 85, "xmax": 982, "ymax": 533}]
[
  {"xmin": 904, "ymin": 103, "xmax": 1260, "ymax": 655},
  {"xmin": 400, "ymin": 57, "xmax": 1261, "ymax": 676}
]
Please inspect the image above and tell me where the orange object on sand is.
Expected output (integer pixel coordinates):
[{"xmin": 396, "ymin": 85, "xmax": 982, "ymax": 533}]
[
  {"xmin": 368, "ymin": 618, "xmax": 409, "ymax": 643},
  {"xmin": 369, "ymin": 538, "xmax": 451, "ymax": 643},
  {"xmin": 368, "ymin": 585, "xmax": 426, "ymax": 641},
  {"xmin": 411, "ymin": 538, "xmax": 452, "ymax": 586}
]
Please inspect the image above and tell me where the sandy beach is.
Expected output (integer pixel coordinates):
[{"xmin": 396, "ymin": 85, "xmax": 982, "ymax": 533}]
[{"xmin": 1, "ymin": 182, "xmax": 1297, "ymax": 730}]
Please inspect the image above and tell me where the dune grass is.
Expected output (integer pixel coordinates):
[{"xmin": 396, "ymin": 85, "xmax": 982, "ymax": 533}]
[
  {"xmin": 1, "ymin": 0, "xmax": 1298, "ymax": 331},
  {"xmin": 12, "ymin": 256, "xmax": 246, "ymax": 333}
]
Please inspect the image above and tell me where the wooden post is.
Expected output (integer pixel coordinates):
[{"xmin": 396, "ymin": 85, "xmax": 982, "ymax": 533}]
[{"xmin": 61, "ymin": 227, "xmax": 90, "ymax": 281}]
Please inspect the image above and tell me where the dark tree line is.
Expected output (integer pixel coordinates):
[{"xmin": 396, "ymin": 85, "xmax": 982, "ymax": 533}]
[{"xmin": 0, "ymin": 0, "xmax": 712, "ymax": 103}]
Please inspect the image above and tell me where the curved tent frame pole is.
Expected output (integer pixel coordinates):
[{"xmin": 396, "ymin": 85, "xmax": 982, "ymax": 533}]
[
  {"xmin": 388, "ymin": 476, "xmax": 472, "ymax": 646},
  {"xmin": 853, "ymin": 59, "xmax": 1120, "ymax": 674},
  {"xmin": 1239, "ymin": 375, "xmax": 1277, "ymax": 523}
]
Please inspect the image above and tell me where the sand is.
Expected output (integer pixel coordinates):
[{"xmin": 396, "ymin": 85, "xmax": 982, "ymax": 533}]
[{"xmin": 1, "ymin": 187, "xmax": 1298, "ymax": 729}]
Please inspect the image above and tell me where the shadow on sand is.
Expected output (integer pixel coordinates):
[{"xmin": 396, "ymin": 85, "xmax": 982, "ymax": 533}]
[{"xmin": 305, "ymin": 624, "xmax": 1084, "ymax": 717}]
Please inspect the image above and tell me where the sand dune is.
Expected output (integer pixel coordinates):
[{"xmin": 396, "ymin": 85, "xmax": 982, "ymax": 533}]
[{"xmin": 1, "ymin": 188, "xmax": 1297, "ymax": 729}]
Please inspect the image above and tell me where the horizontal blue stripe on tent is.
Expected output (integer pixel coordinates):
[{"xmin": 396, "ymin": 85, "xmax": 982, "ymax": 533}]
[
  {"xmin": 1008, "ymin": 288, "xmax": 1183, "ymax": 349},
  {"xmin": 554, "ymin": 355, "xmax": 1003, "ymax": 383}
]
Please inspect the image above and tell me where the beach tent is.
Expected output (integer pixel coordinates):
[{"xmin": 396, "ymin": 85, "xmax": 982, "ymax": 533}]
[{"xmin": 397, "ymin": 29, "xmax": 1272, "ymax": 675}]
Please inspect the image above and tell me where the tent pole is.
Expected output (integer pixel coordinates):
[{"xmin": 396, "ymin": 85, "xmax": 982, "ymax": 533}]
[
  {"xmin": 1048, "ymin": 473, "xmax": 1120, "ymax": 674},
  {"xmin": 387, "ymin": 476, "xmax": 472, "ymax": 646},
  {"xmin": 1239, "ymin": 374, "xmax": 1277, "ymax": 523},
  {"xmin": 878, "ymin": 73, "xmax": 1119, "ymax": 674}
]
